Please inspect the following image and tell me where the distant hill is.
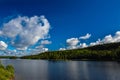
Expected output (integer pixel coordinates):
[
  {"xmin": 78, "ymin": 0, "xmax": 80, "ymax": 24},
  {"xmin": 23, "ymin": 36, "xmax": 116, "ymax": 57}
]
[
  {"xmin": 21, "ymin": 42, "xmax": 120, "ymax": 61},
  {"xmin": 87, "ymin": 42, "xmax": 120, "ymax": 50}
]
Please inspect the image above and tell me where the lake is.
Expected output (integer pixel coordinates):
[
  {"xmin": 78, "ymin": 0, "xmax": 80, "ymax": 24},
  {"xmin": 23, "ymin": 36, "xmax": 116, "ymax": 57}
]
[{"xmin": 1, "ymin": 59, "xmax": 120, "ymax": 80}]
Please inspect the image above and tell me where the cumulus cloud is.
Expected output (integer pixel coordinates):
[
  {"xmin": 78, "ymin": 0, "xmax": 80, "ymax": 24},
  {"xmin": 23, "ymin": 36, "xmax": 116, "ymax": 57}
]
[
  {"xmin": 66, "ymin": 38, "xmax": 80, "ymax": 49},
  {"xmin": 41, "ymin": 40, "xmax": 52, "ymax": 45},
  {"xmin": 102, "ymin": 35, "xmax": 113, "ymax": 43},
  {"xmin": 43, "ymin": 48, "xmax": 49, "ymax": 52},
  {"xmin": 0, "ymin": 15, "xmax": 51, "ymax": 50},
  {"xmin": 30, "ymin": 43, "xmax": 49, "ymax": 54},
  {"xmin": 35, "ymin": 47, "xmax": 48, "ymax": 52},
  {"xmin": 3, "ymin": 49, "xmax": 17, "ymax": 56},
  {"xmin": 66, "ymin": 38, "xmax": 79, "ymax": 46},
  {"xmin": 61, "ymin": 31, "xmax": 120, "ymax": 51},
  {"xmin": 79, "ymin": 43, "xmax": 88, "ymax": 48},
  {"xmin": 102, "ymin": 31, "xmax": 120, "ymax": 43},
  {"xmin": 60, "ymin": 31, "xmax": 120, "ymax": 51},
  {"xmin": 113, "ymin": 31, "xmax": 120, "ymax": 42},
  {"xmin": 64, "ymin": 33, "xmax": 91, "ymax": 49},
  {"xmin": 59, "ymin": 48, "xmax": 66, "ymax": 51},
  {"xmin": 90, "ymin": 31, "xmax": 120, "ymax": 46},
  {"xmin": 0, "ymin": 41, "xmax": 8, "ymax": 50},
  {"xmin": 29, "ymin": 47, "xmax": 49, "ymax": 55},
  {"xmin": 90, "ymin": 39, "xmax": 101, "ymax": 46},
  {"xmin": 79, "ymin": 33, "xmax": 91, "ymax": 39}
]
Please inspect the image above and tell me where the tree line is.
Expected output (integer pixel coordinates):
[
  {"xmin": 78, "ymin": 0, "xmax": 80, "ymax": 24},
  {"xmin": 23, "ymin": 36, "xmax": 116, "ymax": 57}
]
[{"xmin": 21, "ymin": 42, "xmax": 120, "ymax": 61}]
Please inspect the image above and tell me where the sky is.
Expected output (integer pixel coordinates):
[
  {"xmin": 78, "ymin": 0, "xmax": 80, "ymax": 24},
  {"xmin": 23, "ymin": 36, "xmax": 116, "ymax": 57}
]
[{"xmin": 0, "ymin": 0, "xmax": 120, "ymax": 56}]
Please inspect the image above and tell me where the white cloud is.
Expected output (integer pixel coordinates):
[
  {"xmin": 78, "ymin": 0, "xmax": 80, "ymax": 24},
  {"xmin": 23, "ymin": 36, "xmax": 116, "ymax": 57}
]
[
  {"xmin": 61, "ymin": 31, "xmax": 120, "ymax": 51},
  {"xmin": 102, "ymin": 31, "xmax": 120, "ymax": 43},
  {"xmin": 3, "ymin": 49, "xmax": 17, "ymax": 55},
  {"xmin": 79, "ymin": 33, "xmax": 91, "ymax": 39},
  {"xmin": 0, "ymin": 15, "xmax": 51, "ymax": 50},
  {"xmin": 35, "ymin": 45, "xmax": 44, "ymax": 49},
  {"xmin": 113, "ymin": 31, "xmax": 120, "ymax": 42},
  {"xmin": 90, "ymin": 39, "xmax": 101, "ymax": 46},
  {"xmin": 100, "ymin": 31, "xmax": 120, "ymax": 44},
  {"xmin": 59, "ymin": 48, "xmax": 66, "ymax": 51},
  {"xmin": 66, "ymin": 38, "xmax": 80, "ymax": 49},
  {"xmin": 90, "ymin": 42, "xmax": 98, "ymax": 46},
  {"xmin": 90, "ymin": 31, "xmax": 120, "ymax": 46},
  {"xmin": 66, "ymin": 38, "xmax": 79, "ymax": 46},
  {"xmin": 102, "ymin": 35, "xmax": 113, "ymax": 43},
  {"xmin": 43, "ymin": 48, "xmax": 49, "ymax": 52},
  {"xmin": 27, "ymin": 43, "xmax": 49, "ymax": 54},
  {"xmin": 0, "ymin": 41, "xmax": 8, "ymax": 50},
  {"xmin": 13, "ymin": 50, "xmax": 17, "ymax": 52},
  {"xmin": 64, "ymin": 33, "xmax": 91, "ymax": 50},
  {"xmin": 41, "ymin": 40, "xmax": 52, "ymax": 45},
  {"xmin": 29, "ymin": 47, "xmax": 49, "ymax": 54},
  {"xmin": 67, "ymin": 46, "xmax": 79, "ymax": 49},
  {"xmin": 79, "ymin": 43, "xmax": 88, "ymax": 48}
]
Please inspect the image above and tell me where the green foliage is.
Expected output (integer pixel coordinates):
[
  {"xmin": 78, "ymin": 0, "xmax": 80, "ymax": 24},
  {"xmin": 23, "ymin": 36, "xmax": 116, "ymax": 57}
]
[
  {"xmin": 0, "ymin": 63, "xmax": 14, "ymax": 80},
  {"xmin": 0, "ymin": 64, "xmax": 5, "ymax": 69},
  {"xmin": 6, "ymin": 65, "xmax": 14, "ymax": 74},
  {"xmin": 21, "ymin": 42, "xmax": 120, "ymax": 61}
]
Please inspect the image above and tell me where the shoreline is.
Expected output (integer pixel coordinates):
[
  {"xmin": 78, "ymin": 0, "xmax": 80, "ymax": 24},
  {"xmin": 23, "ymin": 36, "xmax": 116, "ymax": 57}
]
[{"xmin": 1, "ymin": 58, "xmax": 120, "ymax": 62}]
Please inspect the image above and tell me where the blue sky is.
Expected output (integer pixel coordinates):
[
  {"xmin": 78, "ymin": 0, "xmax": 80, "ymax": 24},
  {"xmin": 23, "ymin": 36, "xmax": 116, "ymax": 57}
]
[{"xmin": 0, "ymin": 0, "xmax": 120, "ymax": 55}]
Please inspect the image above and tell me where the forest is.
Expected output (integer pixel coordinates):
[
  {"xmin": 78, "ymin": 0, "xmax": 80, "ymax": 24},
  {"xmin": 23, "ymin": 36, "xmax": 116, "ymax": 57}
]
[{"xmin": 21, "ymin": 42, "xmax": 120, "ymax": 61}]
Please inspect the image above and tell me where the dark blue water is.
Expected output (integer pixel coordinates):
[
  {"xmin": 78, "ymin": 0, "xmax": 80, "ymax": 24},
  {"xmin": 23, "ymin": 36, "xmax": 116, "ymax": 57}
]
[{"xmin": 1, "ymin": 59, "xmax": 120, "ymax": 80}]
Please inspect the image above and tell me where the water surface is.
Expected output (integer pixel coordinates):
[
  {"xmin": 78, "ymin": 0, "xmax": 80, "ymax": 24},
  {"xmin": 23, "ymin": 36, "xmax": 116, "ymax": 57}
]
[{"xmin": 1, "ymin": 59, "xmax": 120, "ymax": 80}]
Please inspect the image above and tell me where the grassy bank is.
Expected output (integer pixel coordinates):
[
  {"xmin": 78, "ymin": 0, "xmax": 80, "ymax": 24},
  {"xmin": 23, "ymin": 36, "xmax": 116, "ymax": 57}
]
[
  {"xmin": 21, "ymin": 42, "xmax": 120, "ymax": 61},
  {"xmin": 0, "ymin": 62, "xmax": 14, "ymax": 80}
]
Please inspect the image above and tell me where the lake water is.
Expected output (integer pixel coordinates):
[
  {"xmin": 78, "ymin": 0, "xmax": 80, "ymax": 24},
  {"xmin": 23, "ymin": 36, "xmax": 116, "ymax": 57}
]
[{"xmin": 1, "ymin": 59, "xmax": 120, "ymax": 80}]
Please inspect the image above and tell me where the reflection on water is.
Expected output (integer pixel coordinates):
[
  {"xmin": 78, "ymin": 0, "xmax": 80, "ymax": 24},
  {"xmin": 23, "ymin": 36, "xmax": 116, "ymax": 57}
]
[{"xmin": 1, "ymin": 59, "xmax": 120, "ymax": 80}]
